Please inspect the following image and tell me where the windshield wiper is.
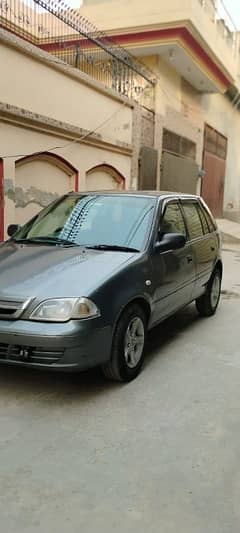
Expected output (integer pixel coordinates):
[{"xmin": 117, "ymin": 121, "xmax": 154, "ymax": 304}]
[
  {"xmin": 86, "ymin": 244, "xmax": 139, "ymax": 252},
  {"xmin": 13, "ymin": 236, "xmax": 78, "ymax": 247}
]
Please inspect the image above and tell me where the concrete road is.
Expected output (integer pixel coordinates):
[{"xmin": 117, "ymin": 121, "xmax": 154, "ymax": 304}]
[{"xmin": 0, "ymin": 247, "xmax": 240, "ymax": 533}]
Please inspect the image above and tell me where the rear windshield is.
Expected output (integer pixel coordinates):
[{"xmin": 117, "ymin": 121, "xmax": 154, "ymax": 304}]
[{"xmin": 14, "ymin": 195, "xmax": 156, "ymax": 251}]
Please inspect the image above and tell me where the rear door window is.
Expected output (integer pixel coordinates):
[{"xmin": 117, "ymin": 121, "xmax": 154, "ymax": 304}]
[
  {"xmin": 181, "ymin": 202, "xmax": 204, "ymax": 241},
  {"xmin": 200, "ymin": 204, "xmax": 217, "ymax": 233},
  {"xmin": 197, "ymin": 205, "xmax": 209, "ymax": 235}
]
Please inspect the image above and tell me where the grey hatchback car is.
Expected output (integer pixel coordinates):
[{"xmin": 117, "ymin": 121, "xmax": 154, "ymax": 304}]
[{"xmin": 0, "ymin": 191, "xmax": 222, "ymax": 381}]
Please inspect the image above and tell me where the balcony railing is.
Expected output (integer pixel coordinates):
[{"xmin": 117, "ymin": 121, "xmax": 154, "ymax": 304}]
[{"xmin": 198, "ymin": 0, "xmax": 239, "ymax": 57}]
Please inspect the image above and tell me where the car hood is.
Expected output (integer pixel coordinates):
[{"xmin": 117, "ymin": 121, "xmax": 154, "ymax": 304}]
[{"xmin": 0, "ymin": 242, "xmax": 137, "ymax": 300}]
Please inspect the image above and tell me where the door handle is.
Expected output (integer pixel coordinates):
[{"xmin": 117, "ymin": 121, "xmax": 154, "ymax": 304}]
[{"xmin": 187, "ymin": 256, "xmax": 193, "ymax": 263}]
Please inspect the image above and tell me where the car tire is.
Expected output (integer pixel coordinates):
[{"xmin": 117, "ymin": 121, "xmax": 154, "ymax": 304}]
[
  {"xmin": 196, "ymin": 268, "xmax": 222, "ymax": 317},
  {"xmin": 102, "ymin": 304, "xmax": 147, "ymax": 382}
]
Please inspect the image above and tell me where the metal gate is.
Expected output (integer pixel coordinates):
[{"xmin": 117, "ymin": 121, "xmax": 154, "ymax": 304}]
[
  {"xmin": 139, "ymin": 146, "xmax": 158, "ymax": 190},
  {"xmin": 160, "ymin": 129, "xmax": 198, "ymax": 194},
  {"xmin": 161, "ymin": 151, "xmax": 198, "ymax": 194},
  {"xmin": 201, "ymin": 125, "xmax": 227, "ymax": 217}
]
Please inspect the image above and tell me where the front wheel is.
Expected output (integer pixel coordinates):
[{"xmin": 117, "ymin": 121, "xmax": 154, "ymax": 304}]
[
  {"xmin": 196, "ymin": 268, "xmax": 222, "ymax": 317},
  {"xmin": 102, "ymin": 304, "xmax": 147, "ymax": 382}
]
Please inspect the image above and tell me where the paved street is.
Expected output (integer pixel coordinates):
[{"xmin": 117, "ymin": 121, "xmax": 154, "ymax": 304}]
[{"xmin": 0, "ymin": 247, "xmax": 240, "ymax": 533}]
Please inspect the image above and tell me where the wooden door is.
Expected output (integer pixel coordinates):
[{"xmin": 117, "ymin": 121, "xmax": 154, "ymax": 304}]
[
  {"xmin": 202, "ymin": 152, "xmax": 225, "ymax": 218},
  {"xmin": 201, "ymin": 125, "xmax": 227, "ymax": 218}
]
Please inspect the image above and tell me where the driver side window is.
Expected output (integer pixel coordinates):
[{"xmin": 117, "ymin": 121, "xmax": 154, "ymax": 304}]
[{"xmin": 160, "ymin": 202, "xmax": 187, "ymax": 237}]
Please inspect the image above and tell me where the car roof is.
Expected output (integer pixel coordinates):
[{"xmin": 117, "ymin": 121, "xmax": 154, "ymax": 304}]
[{"xmin": 68, "ymin": 190, "xmax": 200, "ymax": 200}]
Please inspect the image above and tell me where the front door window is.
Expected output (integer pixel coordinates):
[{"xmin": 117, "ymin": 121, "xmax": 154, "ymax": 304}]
[{"xmin": 160, "ymin": 202, "xmax": 187, "ymax": 237}]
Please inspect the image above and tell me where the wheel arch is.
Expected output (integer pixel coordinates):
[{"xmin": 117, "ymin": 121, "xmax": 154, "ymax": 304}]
[
  {"xmin": 113, "ymin": 296, "xmax": 152, "ymax": 331},
  {"xmin": 215, "ymin": 259, "xmax": 223, "ymax": 278}
]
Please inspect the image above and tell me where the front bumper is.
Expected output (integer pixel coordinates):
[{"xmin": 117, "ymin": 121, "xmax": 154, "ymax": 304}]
[{"xmin": 0, "ymin": 317, "xmax": 112, "ymax": 371}]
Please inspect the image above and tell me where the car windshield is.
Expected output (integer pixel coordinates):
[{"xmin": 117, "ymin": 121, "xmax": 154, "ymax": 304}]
[{"xmin": 13, "ymin": 194, "xmax": 156, "ymax": 251}]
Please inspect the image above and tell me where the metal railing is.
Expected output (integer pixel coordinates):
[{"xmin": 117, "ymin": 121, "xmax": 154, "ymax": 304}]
[
  {"xmin": 198, "ymin": 0, "xmax": 239, "ymax": 56},
  {"xmin": 0, "ymin": 0, "xmax": 155, "ymax": 108}
]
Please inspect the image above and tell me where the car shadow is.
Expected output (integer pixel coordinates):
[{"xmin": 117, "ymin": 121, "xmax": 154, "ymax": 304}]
[
  {"xmin": 0, "ymin": 363, "xmax": 117, "ymax": 404},
  {"xmin": 145, "ymin": 303, "xmax": 200, "ymax": 366},
  {"xmin": 0, "ymin": 305, "xmax": 201, "ymax": 400}
]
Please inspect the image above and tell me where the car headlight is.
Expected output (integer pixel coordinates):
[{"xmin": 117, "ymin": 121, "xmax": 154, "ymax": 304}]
[{"xmin": 29, "ymin": 298, "xmax": 100, "ymax": 322}]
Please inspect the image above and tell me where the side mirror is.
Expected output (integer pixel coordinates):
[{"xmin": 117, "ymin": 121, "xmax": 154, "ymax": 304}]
[
  {"xmin": 7, "ymin": 224, "xmax": 21, "ymax": 237},
  {"xmin": 155, "ymin": 233, "xmax": 186, "ymax": 253}
]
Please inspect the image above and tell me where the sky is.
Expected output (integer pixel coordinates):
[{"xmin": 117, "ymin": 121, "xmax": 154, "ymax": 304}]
[{"xmin": 220, "ymin": 0, "xmax": 240, "ymax": 29}]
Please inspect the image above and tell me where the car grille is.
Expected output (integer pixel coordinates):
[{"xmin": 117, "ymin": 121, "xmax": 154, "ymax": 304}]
[
  {"xmin": 0, "ymin": 298, "xmax": 31, "ymax": 320},
  {"xmin": 0, "ymin": 343, "xmax": 63, "ymax": 365}
]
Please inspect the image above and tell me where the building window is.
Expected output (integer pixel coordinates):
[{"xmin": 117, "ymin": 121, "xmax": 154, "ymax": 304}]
[
  {"xmin": 204, "ymin": 125, "xmax": 227, "ymax": 160},
  {"xmin": 162, "ymin": 129, "xmax": 196, "ymax": 161}
]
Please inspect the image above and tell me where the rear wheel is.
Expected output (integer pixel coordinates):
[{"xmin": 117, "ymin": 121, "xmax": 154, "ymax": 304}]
[
  {"xmin": 102, "ymin": 304, "xmax": 147, "ymax": 382},
  {"xmin": 196, "ymin": 268, "xmax": 222, "ymax": 317}
]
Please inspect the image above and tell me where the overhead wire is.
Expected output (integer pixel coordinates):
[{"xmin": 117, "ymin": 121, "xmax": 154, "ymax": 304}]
[
  {"xmin": 2, "ymin": 0, "xmax": 239, "ymax": 159},
  {"xmin": 1, "ymin": 96, "xmax": 130, "ymax": 159}
]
